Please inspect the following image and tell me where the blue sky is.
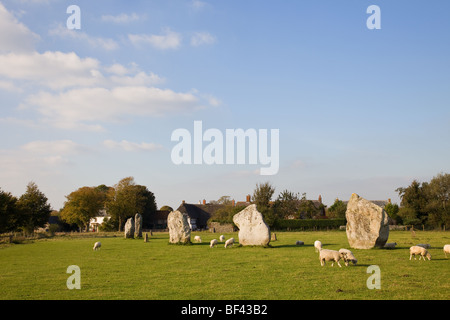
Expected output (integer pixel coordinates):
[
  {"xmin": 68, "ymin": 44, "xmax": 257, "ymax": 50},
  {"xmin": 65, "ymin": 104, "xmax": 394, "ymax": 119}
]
[{"xmin": 0, "ymin": 0, "xmax": 449, "ymax": 210}]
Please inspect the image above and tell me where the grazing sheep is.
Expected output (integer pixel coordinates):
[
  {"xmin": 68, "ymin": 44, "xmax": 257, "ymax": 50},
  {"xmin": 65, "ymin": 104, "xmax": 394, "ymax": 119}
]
[
  {"xmin": 384, "ymin": 242, "xmax": 397, "ymax": 249},
  {"xmin": 194, "ymin": 236, "xmax": 202, "ymax": 243},
  {"xmin": 296, "ymin": 241, "xmax": 304, "ymax": 246},
  {"xmin": 416, "ymin": 243, "xmax": 431, "ymax": 249},
  {"xmin": 409, "ymin": 246, "xmax": 432, "ymax": 261},
  {"xmin": 319, "ymin": 249, "xmax": 342, "ymax": 267},
  {"xmin": 443, "ymin": 244, "xmax": 450, "ymax": 258},
  {"xmin": 224, "ymin": 238, "xmax": 235, "ymax": 248},
  {"xmin": 219, "ymin": 235, "xmax": 225, "ymax": 242},
  {"xmin": 314, "ymin": 240, "xmax": 322, "ymax": 253},
  {"xmin": 93, "ymin": 242, "xmax": 101, "ymax": 251},
  {"xmin": 210, "ymin": 239, "xmax": 218, "ymax": 248},
  {"xmin": 339, "ymin": 248, "xmax": 358, "ymax": 266}
]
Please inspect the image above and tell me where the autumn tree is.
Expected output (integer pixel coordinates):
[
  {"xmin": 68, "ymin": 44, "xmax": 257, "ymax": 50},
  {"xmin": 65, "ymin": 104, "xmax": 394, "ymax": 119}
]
[
  {"xmin": 60, "ymin": 186, "xmax": 106, "ymax": 231},
  {"xmin": 105, "ymin": 177, "xmax": 157, "ymax": 231}
]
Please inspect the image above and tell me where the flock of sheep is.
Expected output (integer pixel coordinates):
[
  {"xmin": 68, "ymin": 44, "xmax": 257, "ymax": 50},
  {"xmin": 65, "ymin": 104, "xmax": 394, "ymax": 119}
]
[
  {"xmin": 194, "ymin": 235, "xmax": 235, "ymax": 248},
  {"xmin": 311, "ymin": 240, "xmax": 450, "ymax": 267},
  {"xmin": 92, "ymin": 237, "xmax": 450, "ymax": 264}
]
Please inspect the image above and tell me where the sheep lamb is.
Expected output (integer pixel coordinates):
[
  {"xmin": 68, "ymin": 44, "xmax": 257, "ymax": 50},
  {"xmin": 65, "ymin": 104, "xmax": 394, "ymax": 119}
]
[
  {"xmin": 93, "ymin": 242, "xmax": 101, "ymax": 251},
  {"xmin": 409, "ymin": 246, "xmax": 432, "ymax": 261},
  {"xmin": 319, "ymin": 249, "xmax": 342, "ymax": 267},
  {"xmin": 443, "ymin": 244, "xmax": 450, "ymax": 258},
  {"xmin": 194, "ymin": 236, "xmax": 202, "ymax": 243},
  {"xmin": 225, "ymin": 238, "xmax": 235, "ymax": 248},
  {"xmin": 339, "ymin": 248, "xmax": 358, "ymax": 266},
  {"xmin": 219, "ymin": 235, "xmax": 225, "ymax": 242},
  {"xmin": 416, "ymin": 243, "xmax": 431, "ymax": 249},
  {"xmin": 296, "ymin": 241, "xmax": 304, "ymax": 246},
  {"xmin": 210, "ymin": 239, "xmax": 218, "ymax": 248}
]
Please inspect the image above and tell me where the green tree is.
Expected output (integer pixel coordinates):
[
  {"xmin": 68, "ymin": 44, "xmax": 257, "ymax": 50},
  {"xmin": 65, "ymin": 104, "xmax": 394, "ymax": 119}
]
[
  {"xmin": 60, "ymin": 186, "xmax": 105, "ymax": 232},
  {"xmin": 327, "ymin": 199, "xmax": 347, "ymax": 219},
  {"xmin": 297, "ymin": 193, "xmax": 322, "ymax": 219},
  {"xmin": 252, "ymin": 182, "xmax": 275, "ymax": 209},
  {"xmin": 105, "ymin": 177, "xmax": 157, "ymax": 231},
  {"xmin": 0, "ymin": 189, "xmax": 20, "ymax": 233},
  {"xmin": 396, "ymin": 179, "xmax": 429, "ymax": 225},
  {"xmin": 16, "ymin": 182, "xmax": 52, "ymax": 234},
  {"xmin": 273, "ymin": 190, "xmax": 300, "ymax": 219},
  {"xmin": 384, "ymin": 202, "xmax": 401, "ymax": 224}
]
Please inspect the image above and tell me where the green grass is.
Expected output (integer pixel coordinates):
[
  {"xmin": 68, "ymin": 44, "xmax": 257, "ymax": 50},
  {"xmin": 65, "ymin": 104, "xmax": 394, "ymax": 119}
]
[{"xmin": 0, "ymin": 231, "xmax": 449, "ymax": 300}]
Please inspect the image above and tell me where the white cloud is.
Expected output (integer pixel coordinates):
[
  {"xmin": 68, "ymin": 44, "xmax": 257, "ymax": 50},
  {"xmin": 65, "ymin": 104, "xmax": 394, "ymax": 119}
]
[
  {"xmin": 21, "ymin": 140, "xmax": 89, "ymax": 155},
  {"xmin": 103, "ymin": 140, "xmax": 163, "ymax": 152},
  {"xmin": 0, "ymin": 2, "xmax": 40, "ymax": 53},
  {"xmin": 128, "ymin": 28, "xmax": 182, "ymax": 50},
  {"xmin": 101, "ymin": 13, "xmax": 141, "ymax": 24},
  {"xmin": 49, "ymin": 24, "xmax": 119, "ymax": 51},
  {"xmin": 0, "ymin": 51, "xmax": 101, "ymax": 89},
  {"xmin": 0, "ymin": 50, "xmax": 164, "ymax": 90},
  {"xmin": 23, "ymin": 86, "xmax": 209, "ymax": 130},
  {"xmin": 190, "ymin": 32, "xmax": 216, "ymax": 47}
]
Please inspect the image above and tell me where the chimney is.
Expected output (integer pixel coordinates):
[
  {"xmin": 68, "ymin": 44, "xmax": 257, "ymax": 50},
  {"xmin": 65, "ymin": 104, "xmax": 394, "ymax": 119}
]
[
  {"xmin": 318, "ymin": 195, "xmax": 322, "ymax": 203},
  {"xmin": 182, "ymin": 200, "xmax": 185, "ymax": 205},
  {"xmin": 246, "ymin": 195, "xmax": 251, "ymax": 203},
  {"xmin": 203, "ymin": 199, "xmax": 206, "ymax": 205},
  {"xmin": 388, "ymin": 198, "xmax": 391, "ymax": 204},
  {"xmin": 231, "ymin": 199, "xmax": 236, "ymax": 207}
]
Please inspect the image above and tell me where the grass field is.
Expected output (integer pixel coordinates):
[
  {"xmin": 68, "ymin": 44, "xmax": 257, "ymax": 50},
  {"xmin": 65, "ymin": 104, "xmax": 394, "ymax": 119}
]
[{"xmin": 0, "ymin": 230, "xmax": 449, "ymax": 300}]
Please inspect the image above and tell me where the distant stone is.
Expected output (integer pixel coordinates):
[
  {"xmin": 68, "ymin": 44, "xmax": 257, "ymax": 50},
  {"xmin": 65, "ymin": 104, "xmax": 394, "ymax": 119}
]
[
  {"xmin": 168, "ymin": 210, "xmax": 191, "ymax": 244},
  {"xmin": 144, "ymin": 232, "xmax": 148, "ymax": 243},
  {"xmin": 233, "ymin": 204, "xmax": 270, "ymax": 246},
  {"xmin": 134, "ymin": 213, "xmax": 143, "ymax": 238},
  {"xmin": 345, "ymin": 193, "xmax": 390, "ymax": 249},
  {"xmin": 124, "ymin": 217, "xmax": 135, "ymax": 239}
]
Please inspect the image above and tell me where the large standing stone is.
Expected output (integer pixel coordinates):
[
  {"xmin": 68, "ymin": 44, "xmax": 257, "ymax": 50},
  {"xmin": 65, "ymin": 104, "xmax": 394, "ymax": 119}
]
[
  {"xmin": 167, "ymin": 210, "xmax": 191, "ymax": 244},
  {"xmin": 345, "ymin": 193, "xmax": 390, "ymax": 249},
  {"xmin": 134, "ymin": 213, "xmax": 143, "ymax": 238},
  {"xmin": 233, "ymin": 204, "xmax": 270, "ymax": 246},
  {"xmin": 124, "ymin": 217, "xmax": 135, "ymax": 239}
]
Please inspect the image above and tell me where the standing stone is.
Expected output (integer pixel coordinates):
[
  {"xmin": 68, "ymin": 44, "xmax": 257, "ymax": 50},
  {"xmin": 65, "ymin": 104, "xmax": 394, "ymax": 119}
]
[
  {"xmin": 233, "ymin": 204, "xmax": 270, "ymax": 246},
  {"xmin": 124, "ymin": 217, "xmax": 135, "ymax": 239},
  {"xmin": 134, "ymin": 213, "xmax": 143, "ymax": 238},
  {"xmin": 345, "ymin": 193, "xmax": 390, "ymax": 249},
  {"xmin": 167, "ymin": 210, "xmax": 191, "ymax": 244},
  {"xmin": 144, "ymin": 232, "xmax": 148, "ymax": 243}
]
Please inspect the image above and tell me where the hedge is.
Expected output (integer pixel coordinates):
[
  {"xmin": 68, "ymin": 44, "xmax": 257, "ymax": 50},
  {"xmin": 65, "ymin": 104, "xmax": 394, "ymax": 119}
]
[{"xmin": 272, "ymin": 218, "xmax": 346, "ymax": 231}]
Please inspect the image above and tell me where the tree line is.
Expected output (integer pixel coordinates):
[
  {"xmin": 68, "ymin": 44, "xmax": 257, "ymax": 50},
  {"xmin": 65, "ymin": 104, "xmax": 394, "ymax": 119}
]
[{"xmin": 0, "ymin": 177, "xmax": 157, "ymax": 234}]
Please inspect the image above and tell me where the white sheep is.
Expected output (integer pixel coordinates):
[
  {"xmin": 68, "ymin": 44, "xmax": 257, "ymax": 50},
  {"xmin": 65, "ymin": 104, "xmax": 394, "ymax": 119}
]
[
  {"xmin": 416, "ymin": 243, "xmax": 431, "ymax": 249},
  {"xmin": 296, "ymin": 241, "xmax": 304, "ymax": 246},
  {"xmin": 93, "ymin": 241, "xmax": 101, "ymax": 251},
  {"xmin": 409, "ymin": 246, "xmax": 432, "ymax": 261},
  {"xmin": 314, "ymin": 240, "xmax": 322, "ymax": 252},
  {"xmin": 319, "ymin": 249, "xmax": 342, "ymax": 267},
  {"xmin": 219, "ymin": 235, "xmax": 225, "ymax": 242},
  {"xmin": 210, "ymin": 239, "xmax": 218, "ymax": 248},
  {"xmin": 443, "ymin": 244, "xmax": 450, "ymax": 258},
  {"xmin": 339, "ymin": 248, "xmax": 358, "ymax": 266},
  {"xmin": 194, "ymin": 236, "xmax": 202, "ymax": 243},
  {"xmin": 384, "ymin": 242, "xmax": 397, "ymax": 249},
  {"xmin": 224, "ymin": 238, "xmax": 235, "ymax": 248}
]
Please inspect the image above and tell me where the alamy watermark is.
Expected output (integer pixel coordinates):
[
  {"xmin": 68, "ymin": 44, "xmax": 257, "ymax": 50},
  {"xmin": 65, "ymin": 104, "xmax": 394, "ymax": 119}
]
[
  {"xmin": 171, "ymin": 121, "xmax": 280, "ymax": 176},
  {"xmin": 66, "ymin": 265, "xmax": 81, "ymax": 290},
  {"xmin": 366, "ymin": 265, "xmax": 381, "ymax": 290}
]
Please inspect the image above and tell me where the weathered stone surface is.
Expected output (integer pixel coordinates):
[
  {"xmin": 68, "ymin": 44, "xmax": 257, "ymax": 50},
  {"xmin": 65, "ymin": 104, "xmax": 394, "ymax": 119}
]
[
  {"xmin": 233, "ymin": 204, "xmax": 270, "ymax": 246},
  {"xmin": 345, "ymin": 193, "xmax": 389, "ymax": 249},
  {"xmin": 168, "ymin": 210, "xmax": 191, "ymax": 244},
  {"xmin": 134, "ymin": 213, "xmax": 143, "ymax": 238},
  {"xmin": 124, "ymin": 217, "xmax": 135, "ymax": 239}
]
